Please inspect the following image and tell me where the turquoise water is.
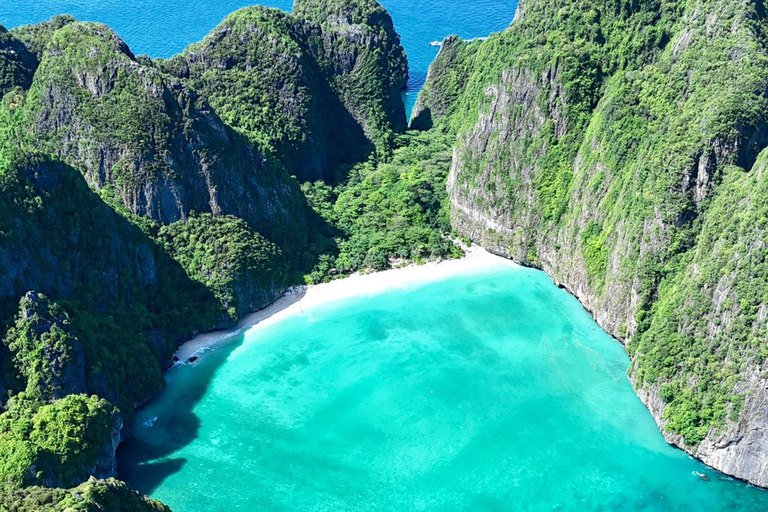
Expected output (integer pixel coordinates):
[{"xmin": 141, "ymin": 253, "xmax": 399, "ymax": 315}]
[
  {"xmin": 119, "ymin": 262, "xmax": 768, "ymax": 511},
  {"xmin": 3, "ymin": 0, "xmax": 517, "ymax": 116}
]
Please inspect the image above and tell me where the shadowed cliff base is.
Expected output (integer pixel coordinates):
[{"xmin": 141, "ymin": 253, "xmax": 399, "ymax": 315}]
[{"xmin": 117, "ymin": 334, "xmax": 247, "ymax": 495}]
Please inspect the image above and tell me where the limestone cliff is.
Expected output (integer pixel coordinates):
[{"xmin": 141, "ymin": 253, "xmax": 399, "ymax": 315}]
[
  {"xmin": 419, "ymin": 0, "xmax": 768, "ymax": 486},
  {"xmin": 162, "ymin": 6, "xmax": 369, "ymax": 183},
  {"xmin": 18, "ymin": 21, "xmax": 309, "ymax": 248},
  {"xmin": 293, "ymin": 0, "xmax": 408, "ymax": 154}
]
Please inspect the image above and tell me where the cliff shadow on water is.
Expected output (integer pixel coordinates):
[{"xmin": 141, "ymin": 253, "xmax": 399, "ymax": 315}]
[{"xmin": 117, "ymin": 335, "xmax": 248, "ymax": 495}]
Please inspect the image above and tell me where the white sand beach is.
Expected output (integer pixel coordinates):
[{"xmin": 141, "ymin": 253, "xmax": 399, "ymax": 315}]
[{"xmin": 173, "ymin": 245, "xmax": 516, "ymax": 364}]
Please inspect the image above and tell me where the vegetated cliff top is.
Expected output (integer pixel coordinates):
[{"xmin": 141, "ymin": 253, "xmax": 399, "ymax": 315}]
[
  {"xmin": 163, "ymin": 5, "xmax": 368, "ymax": 183},
  {"xmin": 1, "ymin": 477, "xmax": 171, "ymax": 512},
  {"xmin": 9, "ymin": 14, "xmax": 76, "ymax": 59}
]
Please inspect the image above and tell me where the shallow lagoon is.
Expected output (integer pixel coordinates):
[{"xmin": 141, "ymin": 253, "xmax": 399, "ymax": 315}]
[{"xmin": 119, "ymin": 262, "xmax": 768, "ymax": 511}]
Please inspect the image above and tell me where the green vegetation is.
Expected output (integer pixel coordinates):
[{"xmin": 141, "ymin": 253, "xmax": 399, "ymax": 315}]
[
  {"xmin": 0, "ymin": 394, "xmax": 116, "ymax": 489},
  {"xmin": 157, "ymin": 214, "xmax": 289, "ymax": 320},
  {"xmin": 0, "ymin": 25, "xmax": 37, "ymax": 97},
  {"xmin": 301, "ymin": 130, "xmax": 463, "ymax": 283},
  {"xmin": 410, "ymin": 36, "xmax": 479, "ymax": 130},
  {"xmin": 10, "ymin": 19, "xmax": 310, "ymax": 254},
  {"xmin": 0, "ymin": 477, "xmax": 170, "ymax": 512},
  {"xmin": 580, "ymin": 221, "xmax": 608, "ymax": 288},
  {"xmin": 630, "ymin": 161, "xmax": 768, "ymax": 445},
  {"xmin": 9, "ymin": 15, "xmax": 76, "ymax": 60}
]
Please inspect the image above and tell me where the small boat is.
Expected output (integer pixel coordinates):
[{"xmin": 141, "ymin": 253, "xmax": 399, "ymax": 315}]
[
  {"xmin": 429, "ymin": 40, "xmax": 442, "ymax": 47},
  {"xmin": 693, "ymin": 471, "xmax": 710, "ymax": 481}
]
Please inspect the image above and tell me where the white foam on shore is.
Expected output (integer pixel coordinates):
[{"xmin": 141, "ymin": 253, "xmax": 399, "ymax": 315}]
[{"xmin": 173, "ymin": 245, "xmax": 516, "ymax": 365}]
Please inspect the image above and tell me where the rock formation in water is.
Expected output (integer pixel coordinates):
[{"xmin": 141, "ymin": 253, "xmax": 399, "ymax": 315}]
[{"xmin": 415, "ymin": 0, "xmax": 768, "ymax": 487}]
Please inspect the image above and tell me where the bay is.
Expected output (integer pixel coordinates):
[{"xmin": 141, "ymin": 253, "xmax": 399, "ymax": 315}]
[{"xmin": 119, "ymin": 262, "xmax": 768, "ymax": 511}]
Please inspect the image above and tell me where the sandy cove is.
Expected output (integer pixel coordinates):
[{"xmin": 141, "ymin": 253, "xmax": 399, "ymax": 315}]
[{"xmin": 173, "ymin": 245, "xmax": 516, "ymax": 365}]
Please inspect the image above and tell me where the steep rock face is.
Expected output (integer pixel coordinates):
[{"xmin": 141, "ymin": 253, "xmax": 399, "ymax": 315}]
[
  {"xmin": 0, "ymin": 150, "xmax": 221, "ymax": 412},
  {"xmin": 0, "ymin": 25, "xmax": 37, "ymax": 97},
  {"xmin": 20, "ymin": 21, "xmax": 308, "ymax": 248},
  {"xmin": 4, "ymin": 292, "xmax": 87, "ymax": 401},
  {"xmin": 0, "ymin": 152, "xmax": 160, "ymax": 314},
  {"xmin": 164, "ymin": 6, "xmax": 367, "ymax": 183},
  {"xmin": 630, "ymin": 155, "xmax": 768, "ymax": 487},
  {"xmin": 293, "ymin": 0, "xmax": 408, "ymax": 153},
  {"xmin": 409, "ymin": 36, "xmax": 478, "ymax": 131},
  {"xmin": 425, "ymin": 0, "xmax": 768, "ymax": 485}
]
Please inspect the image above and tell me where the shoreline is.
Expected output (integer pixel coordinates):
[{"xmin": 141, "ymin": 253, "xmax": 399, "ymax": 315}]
[
  {"xmin": 173, "ymin": 245, "xmax": 516, "ymax": 365},
  {"xmin": 159, "ymin": 244, "xmax": 768, "ymax": 494}
]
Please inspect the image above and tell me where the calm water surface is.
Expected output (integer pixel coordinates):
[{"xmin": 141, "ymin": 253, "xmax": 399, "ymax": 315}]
[
  {"xmin": 4, "ymin": 0, "xmax": 518, "ymax": 116},
  {"xmin": 119, "ymin": 262, "xmax": 768, "ymax": 511}
]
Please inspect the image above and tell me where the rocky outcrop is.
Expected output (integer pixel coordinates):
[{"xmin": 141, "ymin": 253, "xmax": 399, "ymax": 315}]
[
  {"xmin": 161, "ymin": 0, "xmax": 410, "ymax": 182},
  {"xmin": 410, "ymin": 36, "xmax": 477, "ymax": 131},
  {"xmin": 293, "ymin": 0, "xmax": 408, "ymax": 153},
  {"xmin": 427, "ymin": 0, "xmax": 768, "ymax": 486},
  {"xmin": 0, "ymin": 476, "xmax": 171, "ymax": 512},
  {"xmin": 22, "ymin": 21, "xmax": 309, "ymax": 248},
  {"xmin": 163, "ymin": 6, "xmax": 369, "ymax": 183},
  {"xmin": 4, "ymin": 292, "xmax": 87, "ymax": 401}
]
